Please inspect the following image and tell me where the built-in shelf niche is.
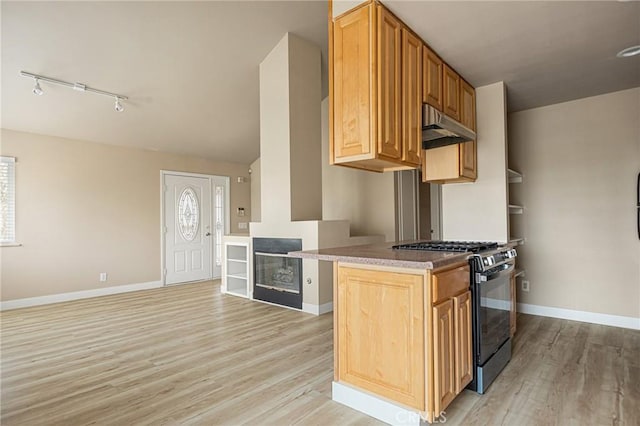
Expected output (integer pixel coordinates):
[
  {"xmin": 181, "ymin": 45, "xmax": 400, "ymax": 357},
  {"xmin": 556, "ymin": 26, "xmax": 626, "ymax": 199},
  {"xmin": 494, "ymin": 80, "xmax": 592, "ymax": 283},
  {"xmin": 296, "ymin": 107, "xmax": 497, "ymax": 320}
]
[
  {"xmin": 508, "ymin": 167, "xmax": 525, "ymax": 283},
  {"xmin": 222, "ymin": 239, "xmax": 251, "ymax": 299}
]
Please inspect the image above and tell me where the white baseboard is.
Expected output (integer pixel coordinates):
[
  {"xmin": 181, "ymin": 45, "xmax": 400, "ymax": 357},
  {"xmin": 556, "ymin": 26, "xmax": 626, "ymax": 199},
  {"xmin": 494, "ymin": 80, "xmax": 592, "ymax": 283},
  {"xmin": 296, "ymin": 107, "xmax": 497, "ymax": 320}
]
[
  {"xmin": 1, "ymin": 280, "xmax": 163, "ymax": 311},
  {"xmin": 517, "ymin": 302, "xmax": 640, "ymax": 330},
  {"xmin": 302, "ymin": 301, "xmax": 333, "ymax": 316},
  {"xmin": 332, "ymin": 381, "xmax": 424, "ymax": 426}
]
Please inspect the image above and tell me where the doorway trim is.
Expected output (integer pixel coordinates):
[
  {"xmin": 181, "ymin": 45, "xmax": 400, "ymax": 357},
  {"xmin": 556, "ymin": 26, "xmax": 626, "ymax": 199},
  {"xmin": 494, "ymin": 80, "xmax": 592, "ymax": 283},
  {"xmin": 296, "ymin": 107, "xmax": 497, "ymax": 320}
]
[
  {"xmin": 394, "ymin": 170, "xmax": 419, "ymax": 241},
  {"xmin": 160, "ymin": 170, "xmax": 230, "ymax": 286}
]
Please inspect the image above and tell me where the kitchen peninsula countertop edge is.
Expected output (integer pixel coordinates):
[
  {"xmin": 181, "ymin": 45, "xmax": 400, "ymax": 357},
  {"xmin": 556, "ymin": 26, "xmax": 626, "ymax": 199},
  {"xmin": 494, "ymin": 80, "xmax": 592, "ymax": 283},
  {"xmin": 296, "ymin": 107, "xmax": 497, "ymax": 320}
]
[{"xmin": 288, "ymin": 241, "xmax": 472, "ymax": 270}]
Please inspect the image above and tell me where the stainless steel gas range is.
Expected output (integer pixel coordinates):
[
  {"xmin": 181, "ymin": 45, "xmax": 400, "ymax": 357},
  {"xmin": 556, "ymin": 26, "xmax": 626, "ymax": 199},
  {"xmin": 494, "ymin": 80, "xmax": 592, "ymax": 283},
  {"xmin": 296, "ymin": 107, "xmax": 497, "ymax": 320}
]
[{"xmin": 392, "ymin": 240, "xmax": 517, "ymax": 394}]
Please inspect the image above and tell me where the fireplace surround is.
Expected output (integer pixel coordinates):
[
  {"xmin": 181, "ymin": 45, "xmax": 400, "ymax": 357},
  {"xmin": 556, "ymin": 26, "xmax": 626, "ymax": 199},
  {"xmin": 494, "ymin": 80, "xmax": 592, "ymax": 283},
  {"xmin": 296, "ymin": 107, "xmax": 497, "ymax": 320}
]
[{"xmin": 253, "ymin": 238, "xmax": 302, "ymax": 309}]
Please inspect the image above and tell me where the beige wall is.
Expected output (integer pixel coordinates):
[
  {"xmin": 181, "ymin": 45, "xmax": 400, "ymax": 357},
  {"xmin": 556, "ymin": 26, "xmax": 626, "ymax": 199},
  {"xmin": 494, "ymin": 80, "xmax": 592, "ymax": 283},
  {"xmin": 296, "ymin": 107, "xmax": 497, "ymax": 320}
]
[
  {"xmin": 320, "ymin": 98, "xmax": 396, "ymax": 241},
  {"xmin": 288, "ymin": 34, "xmax": 323, "ymax": 221},
  {"xmin": 258, "ymin": 33, "xmax": 323, "ymax": 223},
  {"xmin": 259, "ymin": 33, "xmax": 292, "ymax": 223},
  {"xmin": 508, "ymin": 87, "xmax": 640, "ymax": 319},
  {"xmin": 332, "ymin": 1, "xmax": 362, "ymax": 18},
  {"xmin": 250, "ymin": 158, "xmax": 261, "ymax": 222},
  {"xmin": 442, "ymin": 82, "xmax": 509, "ymax": 243},
  {"xmin": 0, "ymin": 129, "xmax": 251, "ymax": 301}
]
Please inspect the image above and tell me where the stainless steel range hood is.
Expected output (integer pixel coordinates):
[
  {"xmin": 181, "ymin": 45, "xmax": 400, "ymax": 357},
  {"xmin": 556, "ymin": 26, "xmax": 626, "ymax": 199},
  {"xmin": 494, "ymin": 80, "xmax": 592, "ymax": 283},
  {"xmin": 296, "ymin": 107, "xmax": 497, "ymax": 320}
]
[{"xmin": 422, "ymin": 104, "xmax": 476, "ymax": 150}]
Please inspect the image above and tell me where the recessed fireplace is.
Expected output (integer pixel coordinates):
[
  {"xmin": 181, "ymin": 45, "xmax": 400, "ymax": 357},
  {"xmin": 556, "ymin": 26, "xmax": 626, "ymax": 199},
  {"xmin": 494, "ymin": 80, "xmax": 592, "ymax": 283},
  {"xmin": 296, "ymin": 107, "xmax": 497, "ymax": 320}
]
[{"xmin": 253, "ymin": 238, "xmax": 302, "ymax": 309}]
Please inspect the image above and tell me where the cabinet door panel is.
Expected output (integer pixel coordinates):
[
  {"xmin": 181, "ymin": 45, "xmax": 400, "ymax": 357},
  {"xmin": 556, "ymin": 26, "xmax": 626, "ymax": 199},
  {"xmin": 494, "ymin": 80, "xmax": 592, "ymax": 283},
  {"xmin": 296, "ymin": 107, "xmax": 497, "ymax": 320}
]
[
  {"xmin": 377, "ymin": 6, "xmax": 401, "ymax": 160},
  {"xmin": 402, "ymin": 28, "xmax": 422, "ymax": 166},
  {"xmin": 337, "ymin": 266, "xmax": 425, "ymax": 410},
  {"xmin": 459, "ymin": 140, "xmax": 476, "ymax": 180},
  {"xmin": 422, "ymin": 145, "xmax": 459, "ymax": 182},
  {"xmin": 333, "ymin": 5, "xmax": 373, "ymax": 160},
  {"xmin": 423, "ymin": 46, "xmax": 443, "ymax": 111},
  {"xmin": 454, "ymin": 291, "xmax": 473, "ymax": 393},
  {"xmin": 443, "ymin": 64, "xmax": 460, "ymax": 121},
  {"xmin": 433, "ymin": 299, "xmax": 455, "ymax": 413},
  {"xmin": 460, "ymin": 79, "xmax": 476, "ymax": 131}
]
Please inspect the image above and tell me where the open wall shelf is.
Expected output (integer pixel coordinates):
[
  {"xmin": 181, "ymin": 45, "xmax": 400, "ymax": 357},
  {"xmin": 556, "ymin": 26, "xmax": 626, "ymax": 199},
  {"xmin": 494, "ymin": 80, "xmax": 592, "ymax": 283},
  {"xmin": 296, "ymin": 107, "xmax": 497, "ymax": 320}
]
[
  {"xmin": 222, "ymin": 237, "xmax": 252, "ymax": 299},
  {"xmin": 508, "ymin": 168, "xmax": 523, "ymax": 184},
  {"xmin": 508, "ymin": 204, "xmax": 524, "ymax": 215},
  {"xmin": 509, "ymin": 237, "xmax": 525, "ymax": 246}
]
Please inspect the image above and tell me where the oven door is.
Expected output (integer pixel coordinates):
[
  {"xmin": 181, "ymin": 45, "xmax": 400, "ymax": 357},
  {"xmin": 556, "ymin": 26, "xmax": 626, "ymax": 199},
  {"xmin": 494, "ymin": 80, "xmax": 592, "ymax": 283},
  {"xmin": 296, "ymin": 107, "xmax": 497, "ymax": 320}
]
[{"xmin": 477, "ymin": 262, "xmax": 514, "ymax": 365}]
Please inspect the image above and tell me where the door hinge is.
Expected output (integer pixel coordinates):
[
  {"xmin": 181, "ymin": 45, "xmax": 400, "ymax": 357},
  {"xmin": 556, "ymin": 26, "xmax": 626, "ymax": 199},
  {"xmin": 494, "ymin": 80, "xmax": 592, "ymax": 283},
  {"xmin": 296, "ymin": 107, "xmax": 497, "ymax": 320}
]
[
  {"xmin": 163, "ymin": 268, "xmax": 167, "ymax": 276},
  {"xmin": 163, "ymin": 226, "xmax": 168, "ymax": 234}
]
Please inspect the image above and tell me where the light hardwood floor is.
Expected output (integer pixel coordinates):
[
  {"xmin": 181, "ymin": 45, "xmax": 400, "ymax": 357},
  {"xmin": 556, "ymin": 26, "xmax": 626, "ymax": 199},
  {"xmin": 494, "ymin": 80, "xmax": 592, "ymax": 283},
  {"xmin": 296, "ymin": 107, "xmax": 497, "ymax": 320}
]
[{"xmin": 1, "ymin": 281, "xmax": 638, "ymax": 425}]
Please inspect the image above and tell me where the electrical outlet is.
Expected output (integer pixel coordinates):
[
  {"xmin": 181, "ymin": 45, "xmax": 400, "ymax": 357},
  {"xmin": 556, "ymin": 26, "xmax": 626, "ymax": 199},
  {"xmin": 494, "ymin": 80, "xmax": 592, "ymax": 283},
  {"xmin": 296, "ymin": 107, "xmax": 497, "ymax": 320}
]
[
  {"xmin": 522, "ymin": 280, "xmax": 530, "ymax": 292},
  {"xmin": 99, "ymin": 272, "xmax": 108, "ymax": 282},
  {"xmin": 238, "ymin": 222, "xmax": 247, "ymax": 230}
]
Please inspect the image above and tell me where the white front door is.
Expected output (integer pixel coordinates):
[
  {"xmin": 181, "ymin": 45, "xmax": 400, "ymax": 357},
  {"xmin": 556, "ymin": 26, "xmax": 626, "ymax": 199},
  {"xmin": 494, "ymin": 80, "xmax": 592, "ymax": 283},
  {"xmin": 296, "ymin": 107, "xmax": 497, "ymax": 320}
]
[{"xmin": 164, "ymin": 174, "xmax": 212, "ymax": 284}]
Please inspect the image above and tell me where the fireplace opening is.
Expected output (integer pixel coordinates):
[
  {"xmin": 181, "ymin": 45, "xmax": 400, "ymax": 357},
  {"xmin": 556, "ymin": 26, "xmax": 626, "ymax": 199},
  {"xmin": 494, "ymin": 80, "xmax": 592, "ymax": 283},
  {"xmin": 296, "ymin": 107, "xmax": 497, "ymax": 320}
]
[{"xmin": 253, "ymin": 238, "xmax": 302, "ymax": 309}]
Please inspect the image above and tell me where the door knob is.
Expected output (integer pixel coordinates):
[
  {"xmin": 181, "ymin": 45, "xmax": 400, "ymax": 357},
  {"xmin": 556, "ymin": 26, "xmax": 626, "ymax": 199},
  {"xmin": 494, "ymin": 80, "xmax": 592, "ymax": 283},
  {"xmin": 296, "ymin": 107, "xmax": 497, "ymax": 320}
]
[{"xmin": 205, "ymin": 232, "xmax": 212, "ymax": 236}]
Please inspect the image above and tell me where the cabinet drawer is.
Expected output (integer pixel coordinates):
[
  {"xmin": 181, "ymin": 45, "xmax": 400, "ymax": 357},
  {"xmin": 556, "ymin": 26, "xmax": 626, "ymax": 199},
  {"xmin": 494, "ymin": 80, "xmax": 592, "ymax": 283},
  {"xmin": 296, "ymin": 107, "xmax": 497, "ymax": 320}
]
[{"xmin": 432, "ymin": 265, "xmax": 469, "ymax": 304}]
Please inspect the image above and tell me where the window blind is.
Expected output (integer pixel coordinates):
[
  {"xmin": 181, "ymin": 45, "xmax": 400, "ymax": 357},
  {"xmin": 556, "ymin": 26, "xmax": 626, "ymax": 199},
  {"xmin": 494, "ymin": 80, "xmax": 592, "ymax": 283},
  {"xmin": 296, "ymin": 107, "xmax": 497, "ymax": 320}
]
[{"xmin": 0, "ymin": 156, "xmax": 16, "ymax": 243}]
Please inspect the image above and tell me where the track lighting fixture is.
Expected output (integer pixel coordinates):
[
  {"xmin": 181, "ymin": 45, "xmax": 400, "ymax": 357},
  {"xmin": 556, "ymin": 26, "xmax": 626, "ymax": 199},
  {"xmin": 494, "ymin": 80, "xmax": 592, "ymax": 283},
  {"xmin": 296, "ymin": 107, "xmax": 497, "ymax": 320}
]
[
  {"xmin": 616, "ymin": 45, "xmax": 640, "ymax": 58},
  {"xmin": 114, "ymin": 97, "xmax": 124, "ymax": 112},
  {"xmin": 20, "ymin": 71, "xmax": 128, "ymax": 112},
  {"xmin": 32, "ymin": 79, "xmax": 43, "ymax": 96}
]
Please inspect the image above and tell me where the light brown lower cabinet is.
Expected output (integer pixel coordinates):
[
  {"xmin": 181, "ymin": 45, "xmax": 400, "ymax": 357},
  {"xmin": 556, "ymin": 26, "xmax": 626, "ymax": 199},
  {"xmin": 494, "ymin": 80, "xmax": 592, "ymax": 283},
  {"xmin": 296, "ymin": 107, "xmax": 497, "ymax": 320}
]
[
  {"xmin": 454, "ymin": 291, "xmax": 473, "ymax": 392},
  {"xmin": 433, "ymin": 299, "xmax": 456, "ymax": 414},
  {"xmin": 336, "ymin": 265, "xmax": 425, "ymax": 409},
  {"xmin": 335, "ymin": 262, "xmax": 472, "ymax": 423}
]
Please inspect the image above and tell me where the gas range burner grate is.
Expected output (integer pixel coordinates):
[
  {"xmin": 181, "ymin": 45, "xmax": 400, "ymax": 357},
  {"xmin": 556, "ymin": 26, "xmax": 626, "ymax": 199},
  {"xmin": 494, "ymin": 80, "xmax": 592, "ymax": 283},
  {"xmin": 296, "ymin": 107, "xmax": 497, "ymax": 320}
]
[{"xmin": 392, "ymin": 240, "xmax": 498, "ymax": 253}]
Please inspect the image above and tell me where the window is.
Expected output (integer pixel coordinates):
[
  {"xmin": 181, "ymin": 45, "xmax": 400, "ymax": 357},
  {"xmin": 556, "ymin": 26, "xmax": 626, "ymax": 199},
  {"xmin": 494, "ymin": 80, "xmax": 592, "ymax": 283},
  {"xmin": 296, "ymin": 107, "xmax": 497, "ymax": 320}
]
[
  {"xmin": 214, "ymin": 185, "xmax": 224, "ymax": 266},
  {"xmin": 0, "ymin": 156, "xmax": 16, "ymax": 243}
]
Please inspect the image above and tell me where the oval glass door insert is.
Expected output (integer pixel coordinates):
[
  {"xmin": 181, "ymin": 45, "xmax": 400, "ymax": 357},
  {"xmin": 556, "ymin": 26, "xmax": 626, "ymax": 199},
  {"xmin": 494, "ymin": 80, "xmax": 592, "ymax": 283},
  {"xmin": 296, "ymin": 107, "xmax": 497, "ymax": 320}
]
[{"xmin": 178, "ymin": 187, "xmax": 199, "ymax": 241}]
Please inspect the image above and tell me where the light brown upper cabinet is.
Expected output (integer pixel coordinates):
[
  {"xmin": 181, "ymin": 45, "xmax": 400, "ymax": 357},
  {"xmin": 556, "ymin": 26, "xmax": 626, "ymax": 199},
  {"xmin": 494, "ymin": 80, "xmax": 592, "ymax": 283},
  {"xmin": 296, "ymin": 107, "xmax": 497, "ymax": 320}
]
[
  {"xmin": 460, "ymin": 79, "xmax": 476, "ymax": 131},
  {"xmin": 377, "ymin": 6, "xmax": 402, "ymax": 162},
  {"xmin": 401, "ymin": 28, "xmax": 422, "ymax": 166},
  {"xmin": 443, "ymin": 64, "xmax": 461, "ymax": 121},
  {"xmin": 459, "ymin": 79, "xmax": 477, "ymax": 179},
  {"xmin": 423, "ymin": 45, "xmax": 443, "ymax": 111},
  {"xmin": 330, "ymin": 0, "xmax": 477, "ymax": 180},
  {"xmin": 330, "ymin": 2, "xmax": 422, "ymax": 172},
  {"xmin": 422, "ymin": 79, "xmax": 476, "ymax": 183},
  {"xmin": 332, "ymin": 5, "xmax": 374, "ymax": 161}
]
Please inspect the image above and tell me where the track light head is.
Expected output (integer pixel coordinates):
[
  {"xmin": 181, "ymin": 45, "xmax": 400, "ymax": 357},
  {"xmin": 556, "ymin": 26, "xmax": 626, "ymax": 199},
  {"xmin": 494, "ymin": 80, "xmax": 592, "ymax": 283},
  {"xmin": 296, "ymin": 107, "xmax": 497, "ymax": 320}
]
[
  {"xmin": 114, "ymin": 97, "xmax": 124, "ymax": 112},
  {"xmin": 32, "ymin": 79, "xmax": 43, "ymax": 96}
]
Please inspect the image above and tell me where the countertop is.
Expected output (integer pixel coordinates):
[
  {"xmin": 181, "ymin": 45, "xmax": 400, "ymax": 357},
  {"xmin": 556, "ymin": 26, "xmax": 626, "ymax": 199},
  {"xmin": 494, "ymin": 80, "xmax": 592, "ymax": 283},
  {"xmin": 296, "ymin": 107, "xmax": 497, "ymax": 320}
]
[{"xmin": 289, "ymin": 241, "xmax": 471, "ymax": 270}]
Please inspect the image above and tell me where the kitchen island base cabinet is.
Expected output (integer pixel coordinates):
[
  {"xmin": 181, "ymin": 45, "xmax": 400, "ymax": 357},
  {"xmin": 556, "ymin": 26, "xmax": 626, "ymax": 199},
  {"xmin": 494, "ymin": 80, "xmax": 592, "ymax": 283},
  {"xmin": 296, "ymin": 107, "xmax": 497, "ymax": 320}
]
[
  {"xmin": 337, "ymin": 266, "xmax": 425, "ymax": 410},
  {"xmin": 333, "ymin": 262, "xmax": 472, "ymax": 423}
]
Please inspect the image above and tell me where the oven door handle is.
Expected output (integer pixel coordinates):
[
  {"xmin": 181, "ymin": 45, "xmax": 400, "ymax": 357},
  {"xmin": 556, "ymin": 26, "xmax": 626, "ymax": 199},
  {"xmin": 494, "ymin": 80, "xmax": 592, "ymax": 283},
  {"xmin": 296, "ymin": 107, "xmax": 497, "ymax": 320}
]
[{"xmin": 478, "ymin": 263, "xmax": 515, "ymax": 282}]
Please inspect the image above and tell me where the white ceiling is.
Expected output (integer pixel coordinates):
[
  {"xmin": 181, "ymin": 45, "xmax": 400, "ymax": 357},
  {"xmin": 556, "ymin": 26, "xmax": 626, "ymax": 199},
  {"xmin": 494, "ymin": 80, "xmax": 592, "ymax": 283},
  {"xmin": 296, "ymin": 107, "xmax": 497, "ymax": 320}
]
[
  {"xmin": 386, "ymin": 0, "xmax": 640, "ymax": 112},
  {"xmin": 2, "ymin": 1, "xmax": 639, "ymax": 164},
  {"xmin": 1, "ymin": 1, "xmax": 328, "ymax": 164}
]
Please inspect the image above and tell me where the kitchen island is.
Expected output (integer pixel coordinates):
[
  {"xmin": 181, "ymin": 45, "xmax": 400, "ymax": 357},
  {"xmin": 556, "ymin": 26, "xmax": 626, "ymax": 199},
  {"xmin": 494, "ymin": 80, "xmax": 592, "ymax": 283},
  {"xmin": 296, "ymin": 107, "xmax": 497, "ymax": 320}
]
[{"xmin": 290, "ymin": 242, "xmax": 473, "ymax": 425}]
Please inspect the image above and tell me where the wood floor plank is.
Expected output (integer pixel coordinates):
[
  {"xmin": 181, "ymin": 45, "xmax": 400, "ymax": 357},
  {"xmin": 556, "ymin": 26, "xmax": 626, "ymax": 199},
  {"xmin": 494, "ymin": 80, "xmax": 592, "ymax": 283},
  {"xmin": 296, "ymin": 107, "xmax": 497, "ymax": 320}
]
[{"xmin": 1, "ymin": 281, "xmax": 638, "ymax": 425}]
